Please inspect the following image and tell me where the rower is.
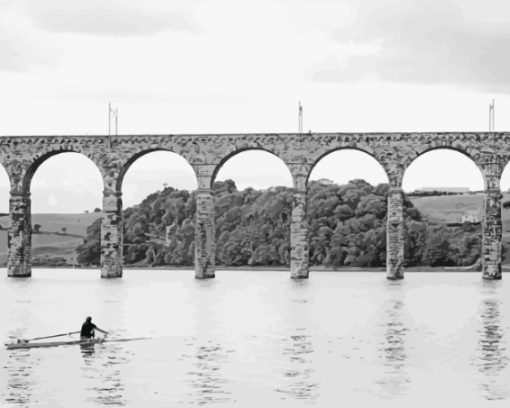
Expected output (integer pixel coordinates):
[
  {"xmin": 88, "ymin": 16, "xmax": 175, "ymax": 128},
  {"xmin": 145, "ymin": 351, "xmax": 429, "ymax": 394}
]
[{"xmin": 80, "ymin": 316, "xmax": 109, "ymax": 339}]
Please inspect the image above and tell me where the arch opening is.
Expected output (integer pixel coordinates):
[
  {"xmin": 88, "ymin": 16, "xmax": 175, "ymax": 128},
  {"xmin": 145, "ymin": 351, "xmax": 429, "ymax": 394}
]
[
  {"xmin": 403, "ymin": 148, "xmax": 484, "ymax": 193},
  {"xmin": 307, "ymin": 149, "xmax": 390, "ymax": 269},
  {"xmin": 0, "ymin": 163, "xmax": 10, "ymax": 267},
  {"xmin": 120, "ymin": 150, "xmax": 197, "ymax": 268},
  {"xmin": 212, "ymin": 148, "xmax": 293, "ymax": 188},
  {"xmin": 120, "ymin": 150, "xmax": 197, "ymax": 207},
  {"xmin": 29, "ymin": 152, "xmax": 104, "ymax": 268},
  {"xmin": 402, "ymin": 149, "xmax": 483, "ymax": 269},
  {"xmin": 499, "ymin": 162, "xmax": 510, "ymax": 193},
  {"xmin": 213, "ymin": 149, "xmax": 293, "ymax": 268},
  {"xmin": 498, "ymin": 162, "xmax": 510, "ymax": 266},
  {"xmin": 308, "ymin": 148, "xmax": 389, "ymax": 187}
]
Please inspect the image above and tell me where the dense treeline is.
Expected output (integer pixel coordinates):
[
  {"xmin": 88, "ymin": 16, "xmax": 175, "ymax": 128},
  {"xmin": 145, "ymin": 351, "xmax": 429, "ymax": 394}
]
[{"xmin": 76, "ymin": 179, "xmax": 482, "ymax": 268}]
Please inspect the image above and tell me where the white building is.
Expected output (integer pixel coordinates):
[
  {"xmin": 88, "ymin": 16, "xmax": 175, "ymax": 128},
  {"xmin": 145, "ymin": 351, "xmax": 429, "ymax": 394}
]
[{"xmin": 461, "ymin": 211, "xmax": 480, "ymax": 223}]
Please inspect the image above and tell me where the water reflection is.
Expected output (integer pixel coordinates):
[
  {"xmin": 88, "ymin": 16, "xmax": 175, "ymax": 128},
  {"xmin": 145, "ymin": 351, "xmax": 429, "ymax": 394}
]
[
  {"xmin": 375, "ymin": 295, "xmax": 410, "ymax": 398},
  {"xmin": 476, "ymin": 291, "xmax": 509, "ymax": 400},
  {"xmin": 184, "ymin": 341, "xmax": 233, "ymax": 405},
  {"xmin": 80, "ymin": 343, "xmax": 128, "ymax": 406},
  {"xmin": 275, "ymin": 332, "xmax": 319, "ymax": 402},
  {"xmin": 3, "ymin": 350, "xmax": 38, "ymax": 406}
]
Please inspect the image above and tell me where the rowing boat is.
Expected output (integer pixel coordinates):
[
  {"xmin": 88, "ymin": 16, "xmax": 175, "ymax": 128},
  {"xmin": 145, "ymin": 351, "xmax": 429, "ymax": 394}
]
[
  {"xmin": 5, "ymin": 338, "xmax": 104, "ymax": 350},
  {"xmin": 4, "ymin": 336, "xmax": 149, "ymax": 350}
]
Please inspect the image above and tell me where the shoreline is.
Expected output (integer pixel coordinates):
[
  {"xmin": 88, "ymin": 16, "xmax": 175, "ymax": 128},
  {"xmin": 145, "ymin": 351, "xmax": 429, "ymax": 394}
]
[{"xmin": 18, "ymin": 265, "xmax": 508, "ymax": 272}]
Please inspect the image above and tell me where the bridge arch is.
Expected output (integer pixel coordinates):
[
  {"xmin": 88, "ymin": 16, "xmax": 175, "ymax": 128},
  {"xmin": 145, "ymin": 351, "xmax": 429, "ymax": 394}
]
[
  {"xmin": 6, "ymin": 152, "xmax": 104, "ymax": 276},
  {"xmin": 23, "ymin": 150, "xmax": 104, "ymax": 194},
  {"xmin": 27, "ymin": 152, "xmax": 104, "ymax": 213},
  {"xmin": 402, "ymin": 147, "xmax": 485, "ymax": 277},
  {"xmin": 211, "ymin": 148, "xmax": 294, "ymax": 272},
  {"xmin": 499, "ymin": 160, "xmax": 510, "ymax": 192},
  {"xmin": 0, "ymin": 163, "xmax": 10, "ymax": 263},
  {"xmin": 0, "ymin": 161, "xmax": 10, "ymax": 211},
  {"xmin": 402, "ymin": 147, "xmax": 485, "ymax": 192},
  {"xmin": 212, "ymin": 148, "xmax": 293, "ymax": 188},
  {"xmin": 307, "ymin": 148, "xmax": 390, "ymax": 272},
  {"xmin": 307, "ymin": 147, "xmax": 389, "ymax": 187}
]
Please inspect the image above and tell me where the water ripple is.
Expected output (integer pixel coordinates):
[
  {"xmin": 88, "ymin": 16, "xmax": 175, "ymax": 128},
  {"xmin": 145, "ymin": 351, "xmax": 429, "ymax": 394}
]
[
  {"xmin": 2, "ymin": 349, "xmax": 39, "ymax": 406},
  {"xmin": 475, "ymin": 297, "xmax": 509, "ymax": 400},
  {"xmin": 275, "ymin": 333, "xmax": 319, "ymax": 402},
  {"xmin": 375, "ymin": 298, "xmax": 411, "ymax": 398},
  {"xmin": 184, "ymin": 341, "xmax": 233, "ymax": 405},
  {"xmin": 80, "ymin": 343, "xmax": 129, "ymax": 406}
]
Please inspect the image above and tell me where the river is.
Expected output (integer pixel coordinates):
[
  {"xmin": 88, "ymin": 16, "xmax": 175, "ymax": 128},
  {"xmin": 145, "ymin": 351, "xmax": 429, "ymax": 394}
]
[{"xmin": 0, "ymin": 269, "xmax": 509, "ymax": 407}]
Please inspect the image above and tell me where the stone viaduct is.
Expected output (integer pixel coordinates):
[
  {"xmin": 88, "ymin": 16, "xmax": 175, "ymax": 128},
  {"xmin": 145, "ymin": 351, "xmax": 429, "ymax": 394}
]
[{"xmin": 0, "ymin": 132, "xmax": 506, "ymax": 280}]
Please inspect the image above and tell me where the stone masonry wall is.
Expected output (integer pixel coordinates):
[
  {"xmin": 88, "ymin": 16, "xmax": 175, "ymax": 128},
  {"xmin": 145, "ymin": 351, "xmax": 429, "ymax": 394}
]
[
  {"xmin": 7, "ymin": 194, "xmax": 31, "ymax": 277},
  {"xmin": 386, "ymin": 189, "xmax": 405, "ymax": 280}
]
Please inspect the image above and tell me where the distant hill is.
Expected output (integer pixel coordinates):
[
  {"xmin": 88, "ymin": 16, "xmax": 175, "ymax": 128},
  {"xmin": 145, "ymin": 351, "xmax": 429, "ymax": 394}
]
[
  {"xmin": 409, "ymin": 193, "xmax": 484, "ymax": 224},
  {"xmin": 414, "ymin": 187, "xmax": 470, "ymax": 193}
]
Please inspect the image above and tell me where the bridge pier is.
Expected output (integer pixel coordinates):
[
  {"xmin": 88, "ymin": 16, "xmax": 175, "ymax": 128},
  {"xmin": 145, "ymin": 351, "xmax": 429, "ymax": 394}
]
[
  {"xmin": 386, "ymin": 188, "xmax": 405, "ymax": 280},
  {"xmin": 482, "ymin": 188, "xmax": 502, "ymax": 280},
  {"xmin": 195, "ymin": 188, "xmax": 215, "ymax": 279},
  {"xmin": 290, "ymin": 189, "xmax": 309, "ymax": 279},
  {"xmin": 7, "ymin": 193, "xmax": 32, "ymax": 277},
  {"xmin": 101, "ymin": 190, "xmax": 123, "ymax": 278}
]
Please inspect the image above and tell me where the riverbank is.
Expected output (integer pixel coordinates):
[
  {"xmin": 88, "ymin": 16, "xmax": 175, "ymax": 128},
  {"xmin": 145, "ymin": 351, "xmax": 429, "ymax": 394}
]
[{"xmin": 24, "ymin": 264, "xmax": 503, "ymax": 272}]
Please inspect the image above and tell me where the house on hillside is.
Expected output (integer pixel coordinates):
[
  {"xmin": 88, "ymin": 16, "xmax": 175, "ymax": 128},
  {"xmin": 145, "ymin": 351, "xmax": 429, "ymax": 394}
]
[
  {"xmin": 316, "ymin": 178, "xmax": 334, "ymax": 185},
  {"xmin": 419, "ymin": 187, "xmax": 470, "ymax": 193},
  {"xmin": 461, "ymin": 211, "xmax": 480, "ymax": 223}
]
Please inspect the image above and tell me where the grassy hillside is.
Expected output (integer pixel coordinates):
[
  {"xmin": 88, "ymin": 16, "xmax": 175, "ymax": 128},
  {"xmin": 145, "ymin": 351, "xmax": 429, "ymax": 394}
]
[
  {"xmin": 0, "ymin": 213, "xmax": 102, "ymax": 266},
  {"xmin": 409, "ymin": 193, "xmax": 510, "ymax": 228},
  {"xmin": 409, "ymin": 193, "xmax": 484, "ymax": 223},
  {"xmin": 0, "ymin": 213, "xmax": 102, "ymax": 236},
  {"xmin": 410, "ymin": 193, "xmax": 510, "ymax": 264}
]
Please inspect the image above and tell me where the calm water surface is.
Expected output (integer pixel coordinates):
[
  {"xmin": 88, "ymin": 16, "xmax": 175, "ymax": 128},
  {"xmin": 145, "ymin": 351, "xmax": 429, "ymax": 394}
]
[{"xmin": 0, "ymin": 269, "xmax": 509, "ymax": 407}]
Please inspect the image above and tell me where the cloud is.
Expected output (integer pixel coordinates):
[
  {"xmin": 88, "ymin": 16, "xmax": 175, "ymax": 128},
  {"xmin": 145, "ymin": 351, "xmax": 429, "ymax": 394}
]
[
  {"xmin": 310, "ymin": 0, "xmax": 510, "ymax": 92},
  {"xmin": 0, "ymin": 3, "xmax": 57, "ymax": 72},
  {"xmin": 25, "ymin": 0, "xmax": 200, "ymax": 36}
]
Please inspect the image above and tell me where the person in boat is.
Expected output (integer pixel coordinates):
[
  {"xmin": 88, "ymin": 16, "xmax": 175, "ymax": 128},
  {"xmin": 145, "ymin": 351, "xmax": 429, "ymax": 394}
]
[{"xmin": 80, "ymin": 316, "xmax": 108, "ymax": 340}]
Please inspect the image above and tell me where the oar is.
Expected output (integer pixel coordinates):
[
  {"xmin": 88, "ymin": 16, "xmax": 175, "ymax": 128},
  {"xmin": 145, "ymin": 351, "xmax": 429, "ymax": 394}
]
[
  {"xmin": 25, "ymin": 331, "xmax": 81, "ymax": 342},
  {"xmin": 104, "ymin": 337, "xmax": 151, "ymax": 343}
]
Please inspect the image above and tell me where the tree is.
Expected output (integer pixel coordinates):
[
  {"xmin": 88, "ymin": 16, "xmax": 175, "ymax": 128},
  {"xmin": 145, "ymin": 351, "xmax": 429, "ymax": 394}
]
[
  {"xmin": 76, "ymin": 219, "xmax": 101, "ymax": 266},
  {"xmin": 425, "ymin": 227, "xmax": 454, "ymax": 266},
  {"xmin": 94, "ymin": 207, "xmax": 101, "ymax": 213},
  {"xmin": 33, "ymin": 224, "xmax": 42, "ymax": 233},
  {"xmin": 61, "ymin": 227, "xmax": 67, "ymax": 234}
]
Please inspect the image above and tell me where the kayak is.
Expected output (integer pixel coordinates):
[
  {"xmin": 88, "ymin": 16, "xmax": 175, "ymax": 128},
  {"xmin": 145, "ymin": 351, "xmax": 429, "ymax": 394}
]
[{"xmin": 5, "ymin": 338, "xmax": 104, "ymax": 350}]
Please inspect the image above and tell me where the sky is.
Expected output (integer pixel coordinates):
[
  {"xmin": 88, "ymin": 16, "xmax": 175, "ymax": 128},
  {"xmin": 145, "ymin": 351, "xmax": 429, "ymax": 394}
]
[{"xmin": 1, "ymin": 0, "xmax": 510, "ymax": 212}]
